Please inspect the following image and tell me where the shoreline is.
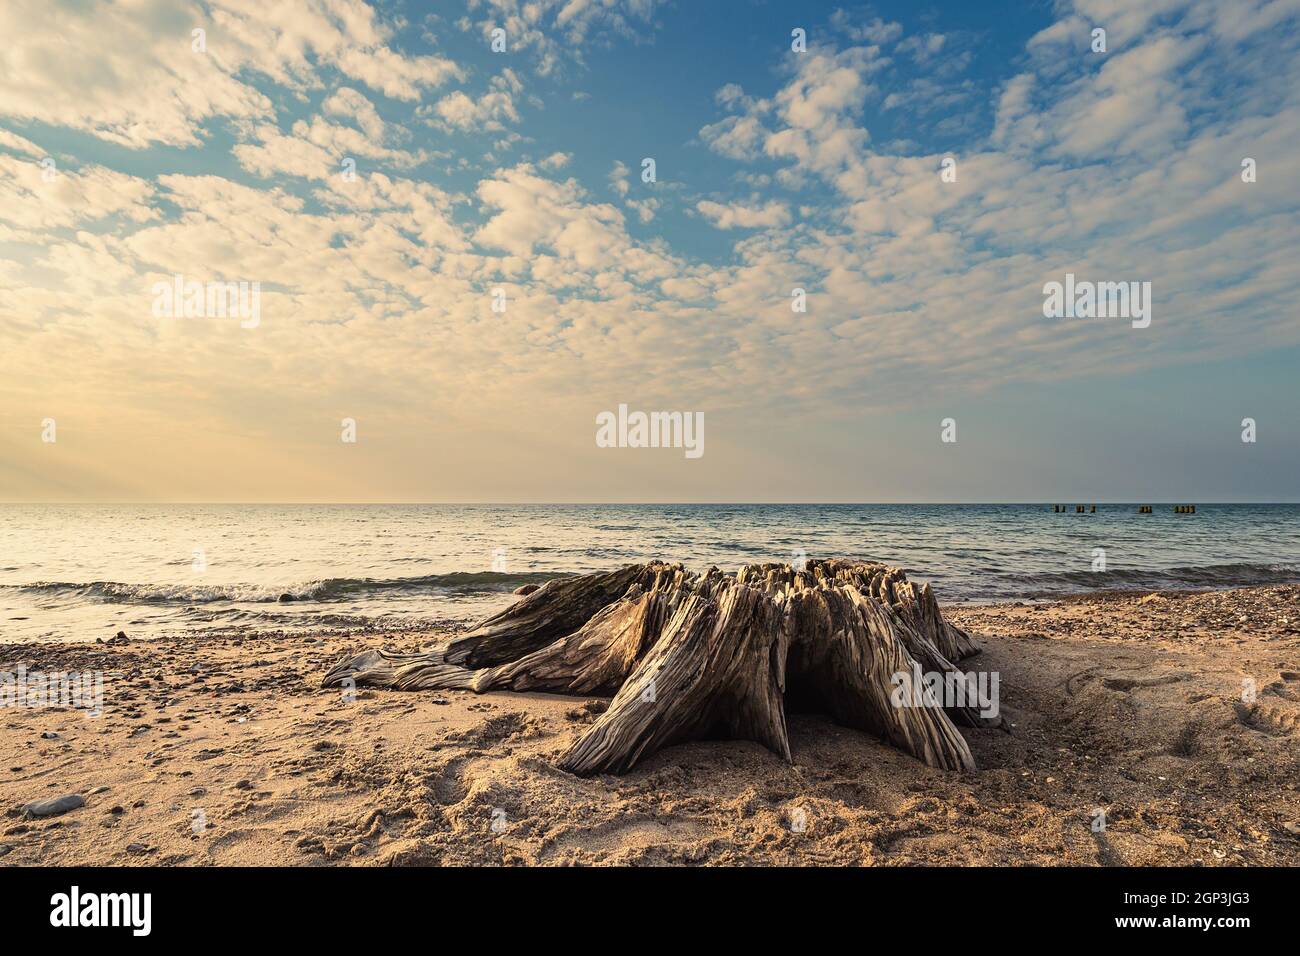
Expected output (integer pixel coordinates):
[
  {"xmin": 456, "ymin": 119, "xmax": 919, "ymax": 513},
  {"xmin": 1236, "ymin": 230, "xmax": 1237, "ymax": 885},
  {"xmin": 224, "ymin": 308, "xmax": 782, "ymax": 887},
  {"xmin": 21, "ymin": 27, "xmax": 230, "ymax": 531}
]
[
  {"xmin": 2, "ymin": 584, "xmax": 1298, "ymax": 866},
  {"xmin": 953, "ymin": 581, "xmax": 1300, "ymax": 607},
  {"xmin": 12, "ymin": 578, "xmax": 1300, "ymax": 648}
]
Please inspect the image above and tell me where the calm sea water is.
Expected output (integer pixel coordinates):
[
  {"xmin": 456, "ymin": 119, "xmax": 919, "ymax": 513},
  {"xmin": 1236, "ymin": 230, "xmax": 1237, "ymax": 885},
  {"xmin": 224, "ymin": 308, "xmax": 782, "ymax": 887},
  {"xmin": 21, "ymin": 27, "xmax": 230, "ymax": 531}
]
[{"xmin": 2, "ymin": 504, "xmax": 1299, "ymax": 644}]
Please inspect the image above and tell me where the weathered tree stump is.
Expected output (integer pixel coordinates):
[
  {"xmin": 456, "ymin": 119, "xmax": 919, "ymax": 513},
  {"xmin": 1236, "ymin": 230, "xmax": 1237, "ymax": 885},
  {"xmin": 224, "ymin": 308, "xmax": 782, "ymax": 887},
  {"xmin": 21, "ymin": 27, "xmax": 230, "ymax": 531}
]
[{"xmin": 322, "ymin": 560, "xmax": 1001, "ymax": 774}]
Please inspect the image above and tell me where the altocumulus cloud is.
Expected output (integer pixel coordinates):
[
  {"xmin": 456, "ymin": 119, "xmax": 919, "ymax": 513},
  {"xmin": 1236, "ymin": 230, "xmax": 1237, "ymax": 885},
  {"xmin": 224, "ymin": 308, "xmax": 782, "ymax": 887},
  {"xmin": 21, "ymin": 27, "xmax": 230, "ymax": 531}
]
[{"xmin": 0, "ymin": 0, "xmax": 1297, "ymax": 500}]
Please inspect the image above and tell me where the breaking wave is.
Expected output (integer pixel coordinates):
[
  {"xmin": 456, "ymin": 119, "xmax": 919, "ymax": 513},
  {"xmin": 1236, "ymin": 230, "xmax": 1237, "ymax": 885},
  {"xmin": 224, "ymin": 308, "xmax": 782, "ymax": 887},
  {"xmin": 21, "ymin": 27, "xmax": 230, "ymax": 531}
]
[
  {"xmin": 1001, "ymin": 561, "xmax": 1300, "ymax": 596},
  {"xmin": 3, "ymin": 571, "xmax": 564, "ymax": 606}
]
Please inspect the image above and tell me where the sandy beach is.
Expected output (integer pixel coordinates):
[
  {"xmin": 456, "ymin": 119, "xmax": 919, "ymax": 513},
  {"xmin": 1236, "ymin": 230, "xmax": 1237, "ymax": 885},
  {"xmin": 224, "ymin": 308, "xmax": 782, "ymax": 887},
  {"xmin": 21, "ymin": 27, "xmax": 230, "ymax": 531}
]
[{"xmin": 3, "ymin": 584, "xmax": 1299, "ymax": 867}]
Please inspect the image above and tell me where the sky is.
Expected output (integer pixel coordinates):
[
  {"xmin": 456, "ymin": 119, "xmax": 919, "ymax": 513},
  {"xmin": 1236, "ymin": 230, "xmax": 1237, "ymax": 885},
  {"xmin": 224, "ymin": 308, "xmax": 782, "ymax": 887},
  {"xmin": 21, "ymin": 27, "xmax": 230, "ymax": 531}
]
[{"xmin": 0, "ymin": 0, "xmax": 1298, "ymax": 503}]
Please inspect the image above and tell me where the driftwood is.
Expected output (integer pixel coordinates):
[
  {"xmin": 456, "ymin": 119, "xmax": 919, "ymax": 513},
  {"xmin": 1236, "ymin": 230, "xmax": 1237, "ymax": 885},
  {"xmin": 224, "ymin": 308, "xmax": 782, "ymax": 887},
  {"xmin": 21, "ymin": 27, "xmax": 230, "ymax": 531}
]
[{"xmin": 322, "ymin": 560, "xmax": 1000, "ymax": 774}]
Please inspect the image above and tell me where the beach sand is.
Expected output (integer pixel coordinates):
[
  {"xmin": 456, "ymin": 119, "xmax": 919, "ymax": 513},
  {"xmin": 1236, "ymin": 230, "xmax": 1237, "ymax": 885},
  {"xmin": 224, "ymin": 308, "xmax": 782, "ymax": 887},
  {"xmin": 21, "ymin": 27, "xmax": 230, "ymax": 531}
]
[{"xmin": 3, "ymin": 585, "xmax": 1299, "ymax": 866}]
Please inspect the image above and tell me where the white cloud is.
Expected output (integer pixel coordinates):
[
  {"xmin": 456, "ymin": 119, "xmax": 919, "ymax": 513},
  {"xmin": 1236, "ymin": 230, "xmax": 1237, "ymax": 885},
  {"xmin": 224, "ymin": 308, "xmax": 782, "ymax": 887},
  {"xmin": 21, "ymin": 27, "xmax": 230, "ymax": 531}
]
[
  {"xmin": 829, "ymin": 11, "xmax": 903, "ymax": 45},
  {"xmin": 626, "ymin": 197, "xmax": 660, "ymax": 223},
  {"xmin": 897, "ymin": 32, "xmax": 948, "ymax": 63},
  {"xmin": 0, "ymin": 0, "xmax": 460, "ymax": 148},
  {"xmin": 427, "ymin": 71, "xmax": 524, "ymax": 131},
  {"xmin": 608, "ymin": 161, "xmax": 631, "ymax": 197},
  {"xmin": 431, "ymin": 90, "xmax": 517, "ymax": 130},
  {"xmin": 0, "ymin": 128, "xmax": 46, "ymax": 158},
  {"xmin": 0, "ymin": 155, "xmax": 157, "ymax": 235},
  {"xmin": 699, "ymin": 115, "xmax": 769, "ymax": 161},
  {"xmin": 463, "ymin": 0, "xmax": 661, "ymax": 75},
  {"xmin": 322, "ymin": 87, "xmax": 389, "ymax": 141},
  {"xmin": 233, "ymin": 87, "xmax": 427, "ymax": 180},
  {"xmin": 233, "ymin": 126, "xmax": 336, "ymax": 180},
  {"xmin": 696, "ymin": 199, "xmax": 792, "ymax": 230},
  {"xmin": 606, "ymin": 161, "xmax": 658, "ymax": 221}
]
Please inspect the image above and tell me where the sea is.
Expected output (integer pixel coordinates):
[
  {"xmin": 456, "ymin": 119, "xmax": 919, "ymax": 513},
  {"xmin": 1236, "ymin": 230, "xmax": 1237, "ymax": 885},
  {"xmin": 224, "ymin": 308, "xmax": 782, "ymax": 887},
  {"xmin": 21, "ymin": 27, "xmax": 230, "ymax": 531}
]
[{"xmin": 2, "ymin": 503, "xmax": 1299, "ymax": 644}]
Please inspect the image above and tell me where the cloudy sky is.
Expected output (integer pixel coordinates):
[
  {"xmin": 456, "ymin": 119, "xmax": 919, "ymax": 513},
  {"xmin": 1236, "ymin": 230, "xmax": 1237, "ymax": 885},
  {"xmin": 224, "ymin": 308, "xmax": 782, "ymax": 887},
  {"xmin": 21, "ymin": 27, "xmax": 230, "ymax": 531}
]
[{"xmin": 1, "ymin": 0, "xmax": 1297, "ymax": 502}]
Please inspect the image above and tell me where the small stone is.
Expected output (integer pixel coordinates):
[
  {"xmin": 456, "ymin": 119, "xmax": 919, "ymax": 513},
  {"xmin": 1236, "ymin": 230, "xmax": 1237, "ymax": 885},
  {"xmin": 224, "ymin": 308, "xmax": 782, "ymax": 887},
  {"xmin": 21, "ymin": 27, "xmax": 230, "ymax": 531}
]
[
  {"xmin": 1283, "ymin": 822, "xmax": 1300, "ymax": 836},
  {"xmin": 126, "ymin": 843, "xmax": 155, "ymax": 855},
  {"xmin": 22, "ymin": 794, "xmax": 85, "ymax": 819},
  {"xmin": 513, "ymin": 584, "xmax": 540, "ymax": 596},
  {"xmin": 40, "ymin": 731, "xmax": 60, "ymax": 740}
]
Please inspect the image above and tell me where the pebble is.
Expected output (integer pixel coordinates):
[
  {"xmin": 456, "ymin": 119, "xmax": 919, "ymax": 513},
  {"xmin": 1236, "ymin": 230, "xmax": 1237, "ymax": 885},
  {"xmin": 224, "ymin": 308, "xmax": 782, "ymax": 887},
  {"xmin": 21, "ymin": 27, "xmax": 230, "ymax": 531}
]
[{"xmin": 22, "ymin": 794, "xmax": 85, "ymax": 819}]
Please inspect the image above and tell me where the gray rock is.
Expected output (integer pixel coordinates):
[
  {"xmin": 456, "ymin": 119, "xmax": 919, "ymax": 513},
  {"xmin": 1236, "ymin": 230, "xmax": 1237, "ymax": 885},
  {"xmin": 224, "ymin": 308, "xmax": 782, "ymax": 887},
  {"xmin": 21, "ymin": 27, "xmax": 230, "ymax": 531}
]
[{"xmin": 22, "ymin": 794, "xmax": 84, "ymax": 819}]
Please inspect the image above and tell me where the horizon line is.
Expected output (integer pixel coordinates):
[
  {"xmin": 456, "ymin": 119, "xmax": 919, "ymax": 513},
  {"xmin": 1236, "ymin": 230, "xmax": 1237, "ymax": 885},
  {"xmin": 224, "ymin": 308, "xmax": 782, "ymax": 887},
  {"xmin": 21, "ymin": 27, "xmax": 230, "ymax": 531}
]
[{"xmin": 2, "ymin": 500, "xmax": 1298, "ymax": 507}]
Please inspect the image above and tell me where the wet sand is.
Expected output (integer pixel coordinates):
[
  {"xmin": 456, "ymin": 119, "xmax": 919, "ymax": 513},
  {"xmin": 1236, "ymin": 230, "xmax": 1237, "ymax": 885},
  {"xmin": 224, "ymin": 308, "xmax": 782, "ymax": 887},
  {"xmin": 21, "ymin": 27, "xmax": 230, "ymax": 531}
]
[{"xmin": 3, "ymin": 585, "xmax": 1299, "ymax": 866}]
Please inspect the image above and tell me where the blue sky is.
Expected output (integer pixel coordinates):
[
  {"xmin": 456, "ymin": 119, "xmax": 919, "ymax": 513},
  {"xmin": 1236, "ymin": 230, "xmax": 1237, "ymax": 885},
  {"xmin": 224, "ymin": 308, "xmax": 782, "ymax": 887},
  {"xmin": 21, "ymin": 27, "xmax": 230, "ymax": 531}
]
[{"xmin": 1, "ymin": 0, "xmax": 1298, "ymax": 501}]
